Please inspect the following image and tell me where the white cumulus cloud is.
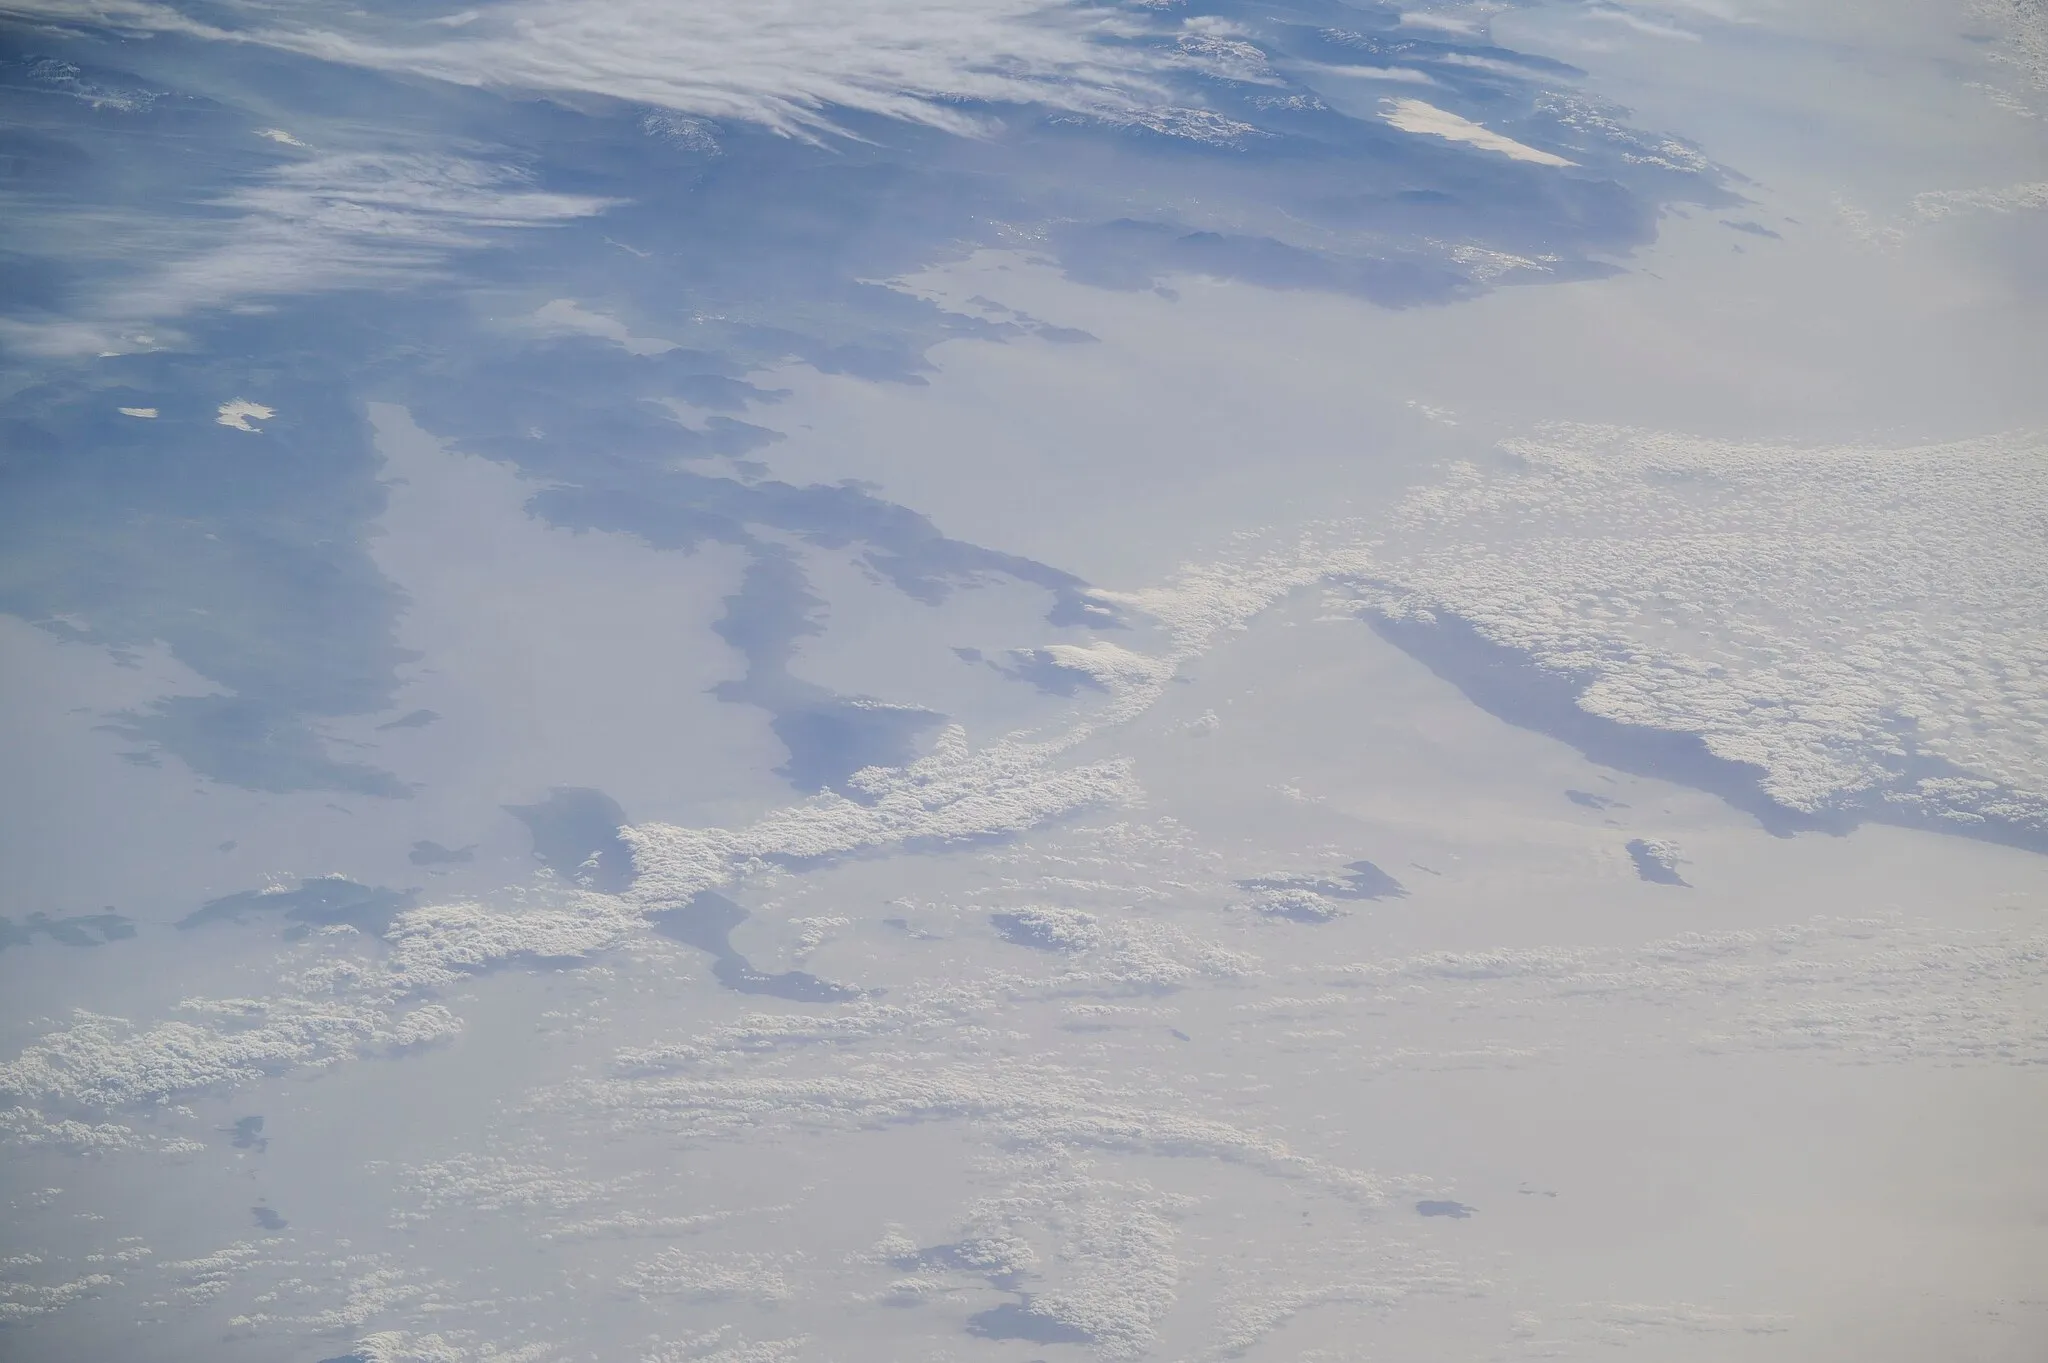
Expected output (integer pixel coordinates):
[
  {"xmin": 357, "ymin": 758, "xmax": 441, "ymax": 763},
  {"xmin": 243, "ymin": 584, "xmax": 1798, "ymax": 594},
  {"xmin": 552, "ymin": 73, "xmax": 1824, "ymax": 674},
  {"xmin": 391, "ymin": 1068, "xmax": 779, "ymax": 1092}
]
[{"xmin": 1355, "ymin": 424, "xmax": 2048, "ymax": 834}]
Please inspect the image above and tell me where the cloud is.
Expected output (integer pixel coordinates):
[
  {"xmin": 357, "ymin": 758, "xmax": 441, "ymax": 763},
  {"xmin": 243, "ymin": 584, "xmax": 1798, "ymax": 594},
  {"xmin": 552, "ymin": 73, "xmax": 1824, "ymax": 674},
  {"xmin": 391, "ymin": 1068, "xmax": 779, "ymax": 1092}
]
[
  {"xmin": 526, "ymin": 298, "xmax": 678, "ymax": 355},
  {"xmin": 1581, "ymin": 3, "xmax": 1704, "ymax": 41},
  {"xmin": 1912, "ymin": 180, "xmax": 2048, "ymax": 220},
  {"xmin": 0, "ymin": 1105, "xmax": 201, "ymax": 1155},
  {"xmin": 0, "ymin": 715, "xmax": 1140, "ymax": 1125},
  {"xmin": 0, "ymin": 998, "xmax": 462, "ymax": 1109},
  {"xmin": 620, "ymin": 1248, "xmax": 797, "ymax": 1302},
  {"xmin": 8, "ymin": 6, "xmax": 963, "ymax": 346},
  {"xmin": 642, "ymin": 1331, "xmax": 810, "ymax": 1363},
  {"xmin": 6, "ymin": 150, "xmax": 613, "ymax": 352},
  {"xmin": 13, "ymin": 0, "xmax": 1164, "ymax": 139},
  {"xmin": 1396, "ymin": 11, "xmax": 1479, "ymax": 34},
  {"xmin": 1825, "ymin": 179, "xmax": 2046, "ymax": 254},
  {"xmin": 0, "ymin": 1264, "xmax": 116, "ymax": 1325},
  {"xmin": 623, "ymin": 725, "xmax": 1140, "ymax": 909},
  {"xmin": 1977, "ymin": 0, "xmax": 2048, "ymax": 92},
  {"xmin": 393, "ymin": 1154, "xmax": 619, "ymax": 1223},
  {"xmin": 1353, "ymin": 424, "xmax": 2048, "ymax": 840},
  {"xmin": 561, "ymin": 1040, "xmax": 1389, "ymax": 1198},
  {"xmin": 1329, "ymin": 918, "xmax": 2048, "ymax": 1065},
  {"xmin": 213, "ymin": 399, "xmax": 273, "ymax": 431},
  {"xmin": 1382, "ymin": 97, "xmax": 1576, "ymax": 166},
  {"xmin": 127, "ymin": 152, "xmax": 610, "ymax": 321}
]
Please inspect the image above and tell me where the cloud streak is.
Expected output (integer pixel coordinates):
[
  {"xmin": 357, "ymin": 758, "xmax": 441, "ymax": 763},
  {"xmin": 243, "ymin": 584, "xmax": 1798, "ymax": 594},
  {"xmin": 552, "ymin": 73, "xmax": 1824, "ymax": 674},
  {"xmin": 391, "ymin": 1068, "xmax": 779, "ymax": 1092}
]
[
  {"xmin": 4, "ymin": 150, "xmax": 612, "ymax": 352},
  {"xmin": 1382, "ymin": 97, "xmax": 1576, "ymax": 166},
  {"xmin": 8, "ymin": 0, "xmax": 1164, "ymax": 137}
]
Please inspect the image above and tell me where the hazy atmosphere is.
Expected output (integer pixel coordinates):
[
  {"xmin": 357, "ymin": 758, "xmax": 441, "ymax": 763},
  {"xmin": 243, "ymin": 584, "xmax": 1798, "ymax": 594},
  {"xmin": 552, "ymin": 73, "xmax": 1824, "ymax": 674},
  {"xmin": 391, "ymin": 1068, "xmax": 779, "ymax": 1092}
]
[{"xmin": 2, "ymin": 1, "xmax": 2045, "ymax": 1360}]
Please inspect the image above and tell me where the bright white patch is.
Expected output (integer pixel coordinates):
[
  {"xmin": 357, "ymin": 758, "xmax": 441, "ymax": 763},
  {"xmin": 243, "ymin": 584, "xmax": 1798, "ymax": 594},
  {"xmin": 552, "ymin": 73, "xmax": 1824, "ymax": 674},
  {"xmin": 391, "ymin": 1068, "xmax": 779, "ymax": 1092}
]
[
  {"xmin": 0, "ymin": 999, "xmax": 462, "ymax": 1109},
  {"xmin": 1397, "ymin": 10, "xmax": 1478, "ymax": 32},
  {"xmin": 1358, "ymin": 424, "xmax": 2048, "ymax": 831},
  {"xmin": 255, "ymin": 127, "xmax": 306, "ymax": 146},
  {"xmin": 623, "ymin": 725, "xmax": 1140, "ymax": 911},
  {"xmin": 214, "ymin": 399, "xmax": 274, "ymax": 432},
  {"xmin": 1434, "ymin": 50, "xmax": 1550, "ymax": 75},
  {"xmin": 1382, "ymin": 98, "xmax": 1575, "ymax": 165},
  {"xmin": 1318, "ymin": 63, "xmax": 1438, "ymax": 84},
  {"xmin": 116, "ymin": 406, "xmax": 157, "ymax": 418},
  {"xmin": 1035, "ymin": 640, "xmax": 1178, "ymax": 700}
]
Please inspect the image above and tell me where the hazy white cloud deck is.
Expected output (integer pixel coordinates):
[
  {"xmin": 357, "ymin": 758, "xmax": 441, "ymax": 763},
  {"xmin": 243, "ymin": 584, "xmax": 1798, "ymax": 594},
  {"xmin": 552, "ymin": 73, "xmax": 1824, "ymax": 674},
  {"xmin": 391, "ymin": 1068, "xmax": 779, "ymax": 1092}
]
[{"xmin": 2, "ymin": 0, "xmax": 2045, "ymax": 1361}]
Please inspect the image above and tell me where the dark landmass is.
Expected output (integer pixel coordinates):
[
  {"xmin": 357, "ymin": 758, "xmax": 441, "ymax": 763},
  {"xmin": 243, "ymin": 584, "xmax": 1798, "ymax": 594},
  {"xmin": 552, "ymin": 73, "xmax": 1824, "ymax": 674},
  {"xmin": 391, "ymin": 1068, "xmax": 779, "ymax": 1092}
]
[
  {"xmin": 506, "ymin": 787, "xmax": 637, "ymax": 893},
  {"xmin": 650, "ymin": 890, "xmax": 861, "ymax": 1001}
]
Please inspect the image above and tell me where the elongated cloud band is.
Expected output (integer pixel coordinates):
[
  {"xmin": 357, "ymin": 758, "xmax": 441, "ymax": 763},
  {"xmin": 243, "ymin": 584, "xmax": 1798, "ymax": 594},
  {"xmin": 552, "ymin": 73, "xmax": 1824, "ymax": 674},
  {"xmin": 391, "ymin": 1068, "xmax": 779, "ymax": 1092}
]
[
  {"xmin": 4, "ymin": 0, "xmax": 1162, "ymax": 136},
  {"xmin": 0, "ymin": 150, "xmax": 614, "ymax": 352}
]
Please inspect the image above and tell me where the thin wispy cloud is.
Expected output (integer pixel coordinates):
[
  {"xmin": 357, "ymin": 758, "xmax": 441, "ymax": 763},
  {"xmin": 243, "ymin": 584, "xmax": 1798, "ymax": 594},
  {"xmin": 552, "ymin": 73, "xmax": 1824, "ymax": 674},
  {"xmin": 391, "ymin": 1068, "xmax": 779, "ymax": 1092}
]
[
  {"xmin": 3, "ymin": 151, "xmax": 611, "ymax": 353},
  {"xmin": 130, "ymin": 151, "xmax": 613, "ymax": 309},
  {"xmin": 0, "ymin": 0, "xmax": 1174, "ymax": 345},
  {"xmin": 6, "ymin": 0, "xmax": 1165, "ymax": 137}
]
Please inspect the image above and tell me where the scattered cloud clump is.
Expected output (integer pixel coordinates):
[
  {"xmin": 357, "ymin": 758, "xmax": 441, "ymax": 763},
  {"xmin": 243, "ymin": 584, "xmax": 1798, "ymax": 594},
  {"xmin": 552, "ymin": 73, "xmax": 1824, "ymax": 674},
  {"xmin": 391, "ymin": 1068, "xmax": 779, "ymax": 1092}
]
[
  {"xmin": 1354, "ymin": 424, "xmax": 2048, "ymax": 843},
  {"xmin": 213, "ymin": 399, "xmax": 274, "ymax": 432}
]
